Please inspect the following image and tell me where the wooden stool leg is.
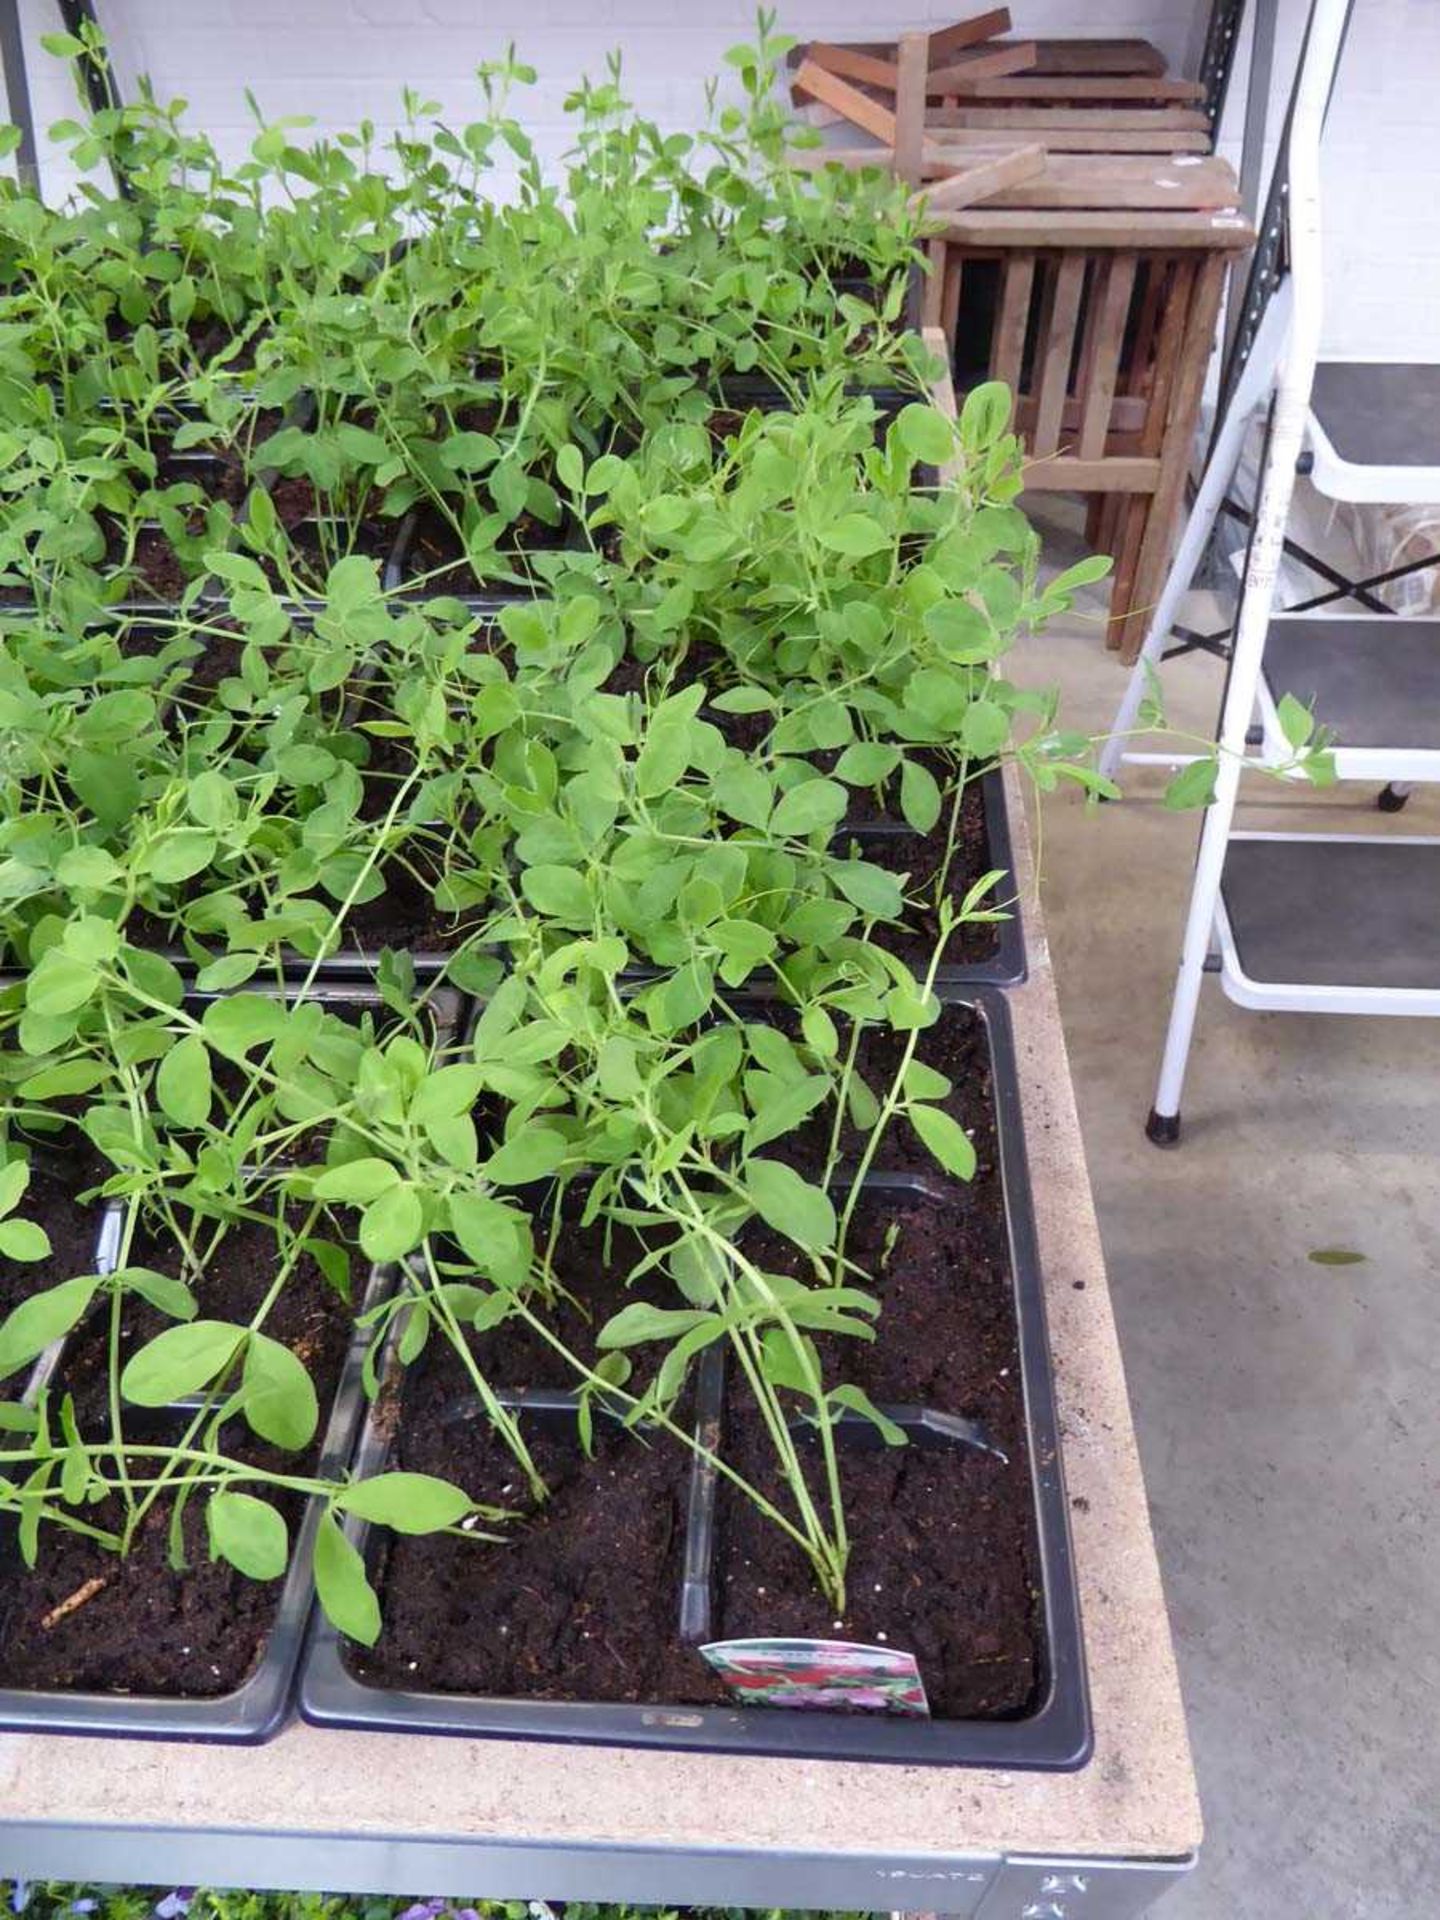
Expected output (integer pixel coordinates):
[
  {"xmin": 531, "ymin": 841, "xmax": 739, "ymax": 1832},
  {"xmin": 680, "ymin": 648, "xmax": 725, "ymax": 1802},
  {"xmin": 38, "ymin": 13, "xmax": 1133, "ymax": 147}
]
[
  {"xmin": 991, "ymin": 251, "xmax": 1036, "ymax": 404},
  {"xmin": 1079, "ymin": 252, "xmax": 1137, "ymax": 460},
  {"xmin": 1032, "ymin": 254, "xmax": 1086, "ymax": 459},
  {"xmin": 1116, "ymin": 254, "xmax": 1228, "ymax": 661},
  {"xmin": 1096, "ymin": 491, "xmax": 1129, "ymax": 561},
  {"xmin": 941, "ymin": 252, "xmax": 963, "ymax": 349},
  {"xmin": 1107, "ymin": 496, "xmax": 1148, "ymax": 651},
  {"xmin": 1119, "ymin": 494, "xmax": 1181, "ymax": 661},
  {"xmin": 922, "ymin": 237, "xmax": 948, "ymax": 329},
  {"xmin": 1103, "ymin": 256, "xmax": 1193, "ymax": 656},
  {"xmin": 893, "ymin": 31, "xmax": 928, "ymax": 186}
]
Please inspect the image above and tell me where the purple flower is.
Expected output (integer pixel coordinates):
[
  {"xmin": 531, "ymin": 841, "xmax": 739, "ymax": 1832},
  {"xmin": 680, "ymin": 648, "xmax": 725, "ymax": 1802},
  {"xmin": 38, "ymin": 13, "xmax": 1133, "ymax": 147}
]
[
  {"xmin": 154, "ymin": 1892, "xmax": 194, "ymax": 1920},
  {"xmin": 396, "ymin": 1904, "xmax": 445, "ymax": 1920},
  {"xmin": 70, "ymin": 1904, "xmax": 98, "ymax": 1915},
  {"xmin": 9, "ymin": 1884, "xmax": 30, "ymax": 1916}
]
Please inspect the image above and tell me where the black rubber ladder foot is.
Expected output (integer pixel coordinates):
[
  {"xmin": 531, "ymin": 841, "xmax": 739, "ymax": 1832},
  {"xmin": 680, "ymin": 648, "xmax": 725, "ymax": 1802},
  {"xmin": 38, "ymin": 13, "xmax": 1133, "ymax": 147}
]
[
  {"xmin": 1146, "ymin": 1107, "xmax": 1183, "ymax": 1147},
  {"xmin": 1376, "ymin": 784, "xmax": 1410, "ymax": 813}
]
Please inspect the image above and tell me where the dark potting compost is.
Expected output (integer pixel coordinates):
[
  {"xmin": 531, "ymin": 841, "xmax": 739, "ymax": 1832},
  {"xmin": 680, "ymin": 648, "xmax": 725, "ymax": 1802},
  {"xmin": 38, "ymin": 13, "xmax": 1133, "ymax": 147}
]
[
  {"xmin": 0, "ymin": 1216, "xmax": 351, "ymax": 1698},
  {"xmin": 349, "ymin": 1170, "xmax": 1038, "ymax": 1722}
]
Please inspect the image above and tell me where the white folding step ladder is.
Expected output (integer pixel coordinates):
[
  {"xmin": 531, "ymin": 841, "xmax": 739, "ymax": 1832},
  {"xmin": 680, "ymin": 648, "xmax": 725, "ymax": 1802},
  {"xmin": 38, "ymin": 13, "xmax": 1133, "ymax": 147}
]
[{"xmin": 1094, "ymin": 0, "xmax": 1440, "ymax": 1144}]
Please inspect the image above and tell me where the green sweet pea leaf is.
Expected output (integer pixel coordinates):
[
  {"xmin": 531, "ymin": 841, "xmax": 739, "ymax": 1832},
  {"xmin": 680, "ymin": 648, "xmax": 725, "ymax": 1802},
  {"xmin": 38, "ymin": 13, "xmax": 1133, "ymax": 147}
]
[
  {"xmin": 314, "ymin": 1508, "xmax": 381, "ymax": 1645},
  {"xmin": 894, "ymin": 402, "xmax": 954, "ymax": 465},
  {"xmin": 312, "ymin": 1158, "xmax": 399, "ymax": 1204},
  {"xmin": 598, "ymin": 1303, "xmax": 719, "ymax": 1349},
  {"xmin": 338, "ymin": 1472, "xmax": 472, "ymax": 1533},
  {"xmin": 0, "ymin": 1220, "xmax": 52, "ymax": 1262},
  {"xmin": 121, "ymin": 1319, "xmax": 246, "ymax": 1406},
  {"xmin": 202, "ymin": 994, "xmax": 287, "ymax": 1060},
  {"xmin": 243, "ymin": 1331, "xmax": 318, "ymax": 1450},
  {"xmin": 959, "ymin": 699, "xmax": 1010, "ymax": 760},
  {"xmin": 520, "ymin": 864, "xmax": 592, "ymax": 922},
  {"xmin": 743, "ymin": 1159, "xmax": 836, "ymax": 1251},
  {"xmin": 359, "ymin": 1182, "xmax": 424, "ymax": 1263},
  {"xmin": 770, "ymin": 778, "xmax": 847, "ymax": 838},
  {"xmin": 208, "ymin": 1490, "xmax": 289, "ymax": 1581},
  {"xmin": 907, "ymin": 1102, "xmax": 977, "ymax": 1181},
  {"xmin": 148, "ymin": 830, "xmax": 218, "ymax": 885},
  {"xmin": 817, "ymin": 514, "xmax": 890, "ymax": 559},
  {"xmin": 156, "ymin": 1031, "xmax": 212, "ymax": 1128},
  {"xmin": 482, "ymin": 1129, "xmax": 568, "ymax": 1186},
  {"xmin": 900, "ymin": 759, "xmax": 943, "ymax": 833},
  {"xmin": 26, "ymin": 951, "xmax": 97, "ymax": 1018},
  {"xmin": 1163, "ymin": 758, "xmax": 1219, "ymax": 811},
  {"xmin": 0, "ymin": 1275, "xmax": 98, "ymax": 1379}
]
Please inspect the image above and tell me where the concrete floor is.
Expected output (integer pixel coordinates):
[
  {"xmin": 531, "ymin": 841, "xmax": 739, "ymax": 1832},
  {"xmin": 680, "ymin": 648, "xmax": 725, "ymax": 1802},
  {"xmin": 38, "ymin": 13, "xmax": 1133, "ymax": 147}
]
[{"xmin": 1019, "ymin": 525, "xmax": 1440, "ymax": 1919}]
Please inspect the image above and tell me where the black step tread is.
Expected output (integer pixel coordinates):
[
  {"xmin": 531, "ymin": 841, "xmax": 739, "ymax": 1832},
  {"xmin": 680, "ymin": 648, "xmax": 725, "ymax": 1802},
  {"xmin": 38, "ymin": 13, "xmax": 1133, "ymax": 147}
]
[
  {"xmin": 1311, "ymin": 362, "xmax": 1440, "ymax": 471},
  {"xmin": 1222, "ymin": 836, "xmax": 1440, "ymax": 990},
  {"xmin": 1262, "ymin": 617, "xmax": 1440, "ymax": 752}
]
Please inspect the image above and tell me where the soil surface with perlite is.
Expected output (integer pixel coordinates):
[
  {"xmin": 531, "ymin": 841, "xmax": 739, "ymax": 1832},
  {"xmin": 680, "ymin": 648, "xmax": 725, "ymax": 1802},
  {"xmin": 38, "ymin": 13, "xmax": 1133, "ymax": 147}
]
[{"xmin": 0, "ymin": 1216, "xmax": 352, "ymax": 1697}]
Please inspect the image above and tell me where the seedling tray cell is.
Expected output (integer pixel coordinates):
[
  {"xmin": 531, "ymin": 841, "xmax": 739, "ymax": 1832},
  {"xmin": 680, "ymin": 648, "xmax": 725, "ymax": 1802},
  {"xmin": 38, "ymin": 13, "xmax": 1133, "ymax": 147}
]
[
  {"xmin": 713, "ymin": 377, "xmax": 920, "ymax": 430},
  {"xmin": 381, "ymin": 502, "xmax": 587, "ymax": 603},
  {"xmin": 847, "ymin": 767, "xmax": 1025, "ymax": 990}
]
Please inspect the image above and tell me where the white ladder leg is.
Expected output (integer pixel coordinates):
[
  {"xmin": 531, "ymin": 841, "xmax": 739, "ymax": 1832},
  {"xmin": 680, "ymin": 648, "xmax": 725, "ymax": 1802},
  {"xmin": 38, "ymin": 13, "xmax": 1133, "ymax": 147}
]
[
  {"xmin": 1147, "ymin": 0, "xmax": 1345, "ymax": 1141},
  {"xmin": 1099, "ymin": 286, "xmax": 1294, "ymax": 785}
]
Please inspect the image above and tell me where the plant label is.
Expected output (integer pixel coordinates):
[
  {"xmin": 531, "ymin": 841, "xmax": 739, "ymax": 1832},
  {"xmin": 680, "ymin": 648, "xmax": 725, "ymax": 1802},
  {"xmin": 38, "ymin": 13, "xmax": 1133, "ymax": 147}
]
[{"xmin": 699, "ymin": 1637, "xmax": 930, "ymax": 1714}]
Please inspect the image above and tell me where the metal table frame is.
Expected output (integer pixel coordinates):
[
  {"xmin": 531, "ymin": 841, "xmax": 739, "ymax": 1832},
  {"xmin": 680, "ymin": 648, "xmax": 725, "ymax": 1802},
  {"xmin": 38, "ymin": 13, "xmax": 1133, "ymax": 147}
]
[
  {"xmin": 0, "ymin": 765, "xmax": 1201, "ymax": 1914},
  {"xmin": 0, "ymin": 8, "xmax": 1207, "ymax": 1912},
  {"xmin": 0, "ymin": 1826, "xmax": 1197, "ymax": 1917}
]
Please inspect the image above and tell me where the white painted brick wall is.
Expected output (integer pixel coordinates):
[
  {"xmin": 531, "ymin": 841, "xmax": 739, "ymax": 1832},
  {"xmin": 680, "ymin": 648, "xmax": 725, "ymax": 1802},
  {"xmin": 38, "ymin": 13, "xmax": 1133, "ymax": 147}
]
[
  {"xmin": 11, "ymin": 0, "xmax": 1198, "ymax": 202},
  {"xmin": 10, "ymin": 0, "xmax": 1439, "ymax": 360},
  {"xmin": 1212, "ymin": 0, "xmax": 1440, "ymax": 360}
]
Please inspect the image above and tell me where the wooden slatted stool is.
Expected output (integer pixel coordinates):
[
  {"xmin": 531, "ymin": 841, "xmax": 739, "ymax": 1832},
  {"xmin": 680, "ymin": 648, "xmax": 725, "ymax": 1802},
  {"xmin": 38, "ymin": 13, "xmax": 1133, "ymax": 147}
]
[
  {"xmin": 788, "ymin": 33, "xmax": 1047, "ymax": 205},
  {"xmin": 789, "ymin": 18, "xmax": 1187, "ymax": 127},
  {"xmin": 807, "ymin": 35, "xmax": 1174, "ymax": 77},
  {"xmin": 920, "ymin": 168, "xmax": 1254, "ymax": 659},
  {"xmin": 791, "ymin": 11, "xmax": 1215, "ymax": 164}
]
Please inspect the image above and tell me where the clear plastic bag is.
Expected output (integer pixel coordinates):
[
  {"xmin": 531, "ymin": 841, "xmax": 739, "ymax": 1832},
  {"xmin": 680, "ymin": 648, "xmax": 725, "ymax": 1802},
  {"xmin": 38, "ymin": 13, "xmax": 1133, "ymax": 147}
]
[{"xmin": 1339, "ymin": 500, "xmax": 1440, "ymax": 614}]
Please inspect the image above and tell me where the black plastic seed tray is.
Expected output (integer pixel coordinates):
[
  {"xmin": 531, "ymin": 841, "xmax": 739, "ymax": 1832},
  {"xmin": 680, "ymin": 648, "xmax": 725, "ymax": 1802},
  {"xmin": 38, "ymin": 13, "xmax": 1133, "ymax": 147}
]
[
  {"xmin": 0, "ymin": 983, "xmax": 461, "ymax": 1741},
  {"xmin": 611, "ymin": 766, "xmax": 1024, "ymax": 994},
  {"xmin": 0, "ymin": 736, "xmax": 1020, "ymax": 993},
  {"xmin": 439, "ymin": 764, "xmax": 1022, "ymax": 991},
  {"xmin": 380, "ymin": 499, "xmax": 587, "ymax": 603},
  {"xmin": 0, "ymin": 1232, "xmax": 391, "ymax": 1742},
  {"xmin": 148, "ymin": 761, "xmax": 1021, "ymax": 996},
  {"xmin": 713, "ymin": 375, "xmax": 918, "ymax": 418},
  {"xmin": 299, "ymin": 988, "xmax": 1089, "ymax": 1767},
  {"xmin": 853, "ymin": 765, "xmax": 1024, "ymax": 990}
]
